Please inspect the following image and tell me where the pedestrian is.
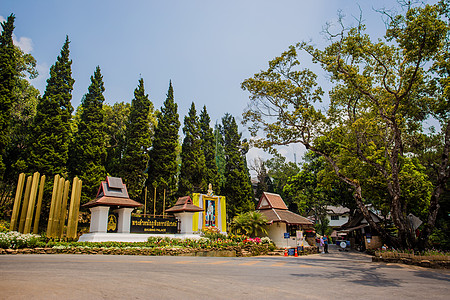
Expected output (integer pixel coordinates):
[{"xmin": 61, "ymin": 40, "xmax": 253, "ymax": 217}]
[
  {"xmin": 319, "ymin": 236, "xmax": 324, "ymax": 253},
  {"xmin": 323, "ymin": 235, "xmax": 329, "ymax": 253}
]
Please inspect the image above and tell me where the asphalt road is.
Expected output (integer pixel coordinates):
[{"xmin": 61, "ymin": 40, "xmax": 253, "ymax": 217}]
[{"xmin": 1, "ymin": 247, "xmax": 449, "ymax": 299}]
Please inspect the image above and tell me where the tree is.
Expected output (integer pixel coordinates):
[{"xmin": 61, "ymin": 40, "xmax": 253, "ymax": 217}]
[
  {"xmin": 29, "ymin": 36, "xmax": 74, "ymax": 178},
  {"xmin": 69, "ymin": 66, "xmax": 106, "ymax": 204},
  {"xmin": 103, "ymin": 102, "xmax": 131, "ymax": 176},
  {"xmin": 3, "ymin": 34, "xmax": 40, "ymax": 182},
  {"xmin": 214, "ymin": 123, "xmax": 226, "ymax": 189},
  {"xmin": 265, "ymin": 153, "xmax": 300, "ymax": 202},
  {"xmin": 199, "ymin": 106, "xmax": 220, "ymax": 193},
  {"xmin": 146, "ymin": 81, "xmax": 180, "ymax": 214},
  {"xmin": 178, "ymin": 102, "xmax": 206, "ymax": 196},
  {"xmin": 121, "ymin": 78, "xmax": 156, "ymax": 200},
  {"xmin": 241, "ymin": 2, "xmax": 449, "ymax": 249},
  {"xmin": 222, "ymin": 113, "xmax": 254, "ymax": 218},
  {"xmin": 249, "ymin": 157, "xmax": 273, "ymax": 200},
  {"xmin": 231, "ymin": 211, "xmax": 268, "ymax": 237},
  {"xmin": 0, "ymin": 14, "xmax": 17, "ymax": 179}
]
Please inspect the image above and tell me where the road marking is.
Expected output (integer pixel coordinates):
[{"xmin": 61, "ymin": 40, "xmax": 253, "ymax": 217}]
[
  {"xmin": 174, "ymin": 260, "xmax": 194, "ymax": 264},
  {"xmin": 205, "ymin": 260, "xmax": 230, "ymax": 265},
  {"xmin": 239, "ymin": 261, "xmax": 260, "ymax": 266},
  {"xmin": 271, "ymin": 262, "xmax": 287, "ymax": 267}
]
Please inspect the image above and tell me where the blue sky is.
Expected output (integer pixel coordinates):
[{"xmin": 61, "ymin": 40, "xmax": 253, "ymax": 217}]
[{"xmin": 1, "ymin": 0, "xmax": 434, "ymax": 165}]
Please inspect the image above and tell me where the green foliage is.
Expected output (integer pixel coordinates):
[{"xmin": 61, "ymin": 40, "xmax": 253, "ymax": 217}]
[
  {"xmin": 103, "ymin": 102, "xmax": 131, "ymax": 175},
  {"xmin": 178, "ymin": 102, "xmax": 207, "ymax": 195},
  {"xmin": 0, "ymin": 14, "xmax": 17, "ymax": 178},
  {"xmin": 231, "ymin": 211, "xmax": 268, "ymax": 237},
  {"xmin": 222, "ymin": 113, "xmax": 255, "ymax": 217},
  {"xmin": 69, "ymin": 66, "xmax": 106, "ymax": 204},
  {"xmin": 241, "ymin": 2, "xmax": 450, "ymax": 249},
  {"xmin": 199, "ymin": 106, "xmax": 220, "ymax": 194},
  {"xmin": 0, "ymin": 231, "xmax": 43, "ymax": 249},
  {"xmin": 121, "ymin": 79, "xmax": 156, "ymax": 200},
  {"xmin": 201, "ymin": 227, "xmax": 227, "ymax": 240},
  {"xmin": 29, "ymin": 36, "xmax": 74, "ymax": 178},
  {"xmin": 265, "ymin": 153, "xmax": 300, "ymax": 203},
  {"xmin": 146, "ymin": 81, "xmax": 180, "ymax": 213}
]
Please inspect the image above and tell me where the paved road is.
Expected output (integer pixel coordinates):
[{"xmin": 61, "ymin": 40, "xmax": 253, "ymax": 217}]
[{"xmin": 1, "ymin": 248, "xmax": 449, "ymax": 299}]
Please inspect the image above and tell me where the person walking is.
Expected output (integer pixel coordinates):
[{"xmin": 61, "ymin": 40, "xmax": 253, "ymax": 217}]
[{"xmin": 319, "ymin": 236, "xmax": 324, "ymax": 254}]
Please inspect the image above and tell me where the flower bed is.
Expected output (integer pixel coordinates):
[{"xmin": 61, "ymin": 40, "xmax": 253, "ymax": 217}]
[{"xmin": 373, "ymin": 250, "xmax": 450, "ymax": 269}]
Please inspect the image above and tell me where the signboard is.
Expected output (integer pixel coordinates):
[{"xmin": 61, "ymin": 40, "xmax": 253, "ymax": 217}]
[
  {"xmin": 130, "ymin": 216, "xmax": 178, "ymax": 234},
  {"xmin": 107, "ymin": 213, "xmax": 118, "ymax": 233},
  {"xmin": 284, "ymin": 232, "xmax": 290, "ymax": 239}
]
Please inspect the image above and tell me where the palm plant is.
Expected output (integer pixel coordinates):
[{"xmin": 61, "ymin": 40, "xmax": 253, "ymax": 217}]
[{"xmin": 231, "ymin": 211, "xmax": 268, "ymax": 237}]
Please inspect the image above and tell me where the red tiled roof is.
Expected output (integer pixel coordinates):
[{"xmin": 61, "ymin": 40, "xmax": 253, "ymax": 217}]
[
  {"xmin": 256, "ymin": 192, "xmax": 288, "ymax": 210},
  {"xmin": 83, "ymin": 196, "xmax": 143, "ymax": 208},
  {"xmin": 166, "ymin": 196, "xmax": 204, "ymax": 213},
  {"xmin": 258, "ymin": 208, "xmax": 313, "ymax": 226}
]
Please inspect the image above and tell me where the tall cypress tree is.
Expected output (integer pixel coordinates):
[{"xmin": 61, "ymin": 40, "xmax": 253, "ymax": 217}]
[
  {"xmin": 178, "ymin": 102, "xmax": 206, "ymax": 196},
  {"xmin": 199, "ymin": 105, "xmax": 219, "ymax": 194},
  {"xmin": 0, "ymin": 14, "xmax": 17, "ymax": 178},
  {"xmin": 121, "ymin": 78, "xmax": 155, "ymax": 200},
  {"xmin": 222, "ymin": 113, "xmax": 254, "ymax": 218},
  {"xmin": 29, "ymin": 36, "xmax": 74, "ymax": 177},
  {"xmin": 69, "ymin": 66, "xmax": 106, "ymax": 204},
  {"xmin": 146, "ymin": 81, "xmax": 180, "ymax": 214}
]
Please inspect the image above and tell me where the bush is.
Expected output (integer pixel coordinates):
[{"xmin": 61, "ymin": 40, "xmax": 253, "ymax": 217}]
[
  {"xmin": 0, "ymin": 231, "xmax": 42, "ymax": 249},
  {"xmin": 201, "ymin": 227, "xmax": 227, "ymax": 240}
]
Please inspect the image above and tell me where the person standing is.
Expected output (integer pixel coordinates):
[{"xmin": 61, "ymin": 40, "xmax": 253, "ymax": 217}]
[
  {"xmin": 323, "ymin": 235, "xmax": 329, "ymax": 253},
  {"xmin": 319, "ymin": 236, "xmax": 324, "ymax": 254}
]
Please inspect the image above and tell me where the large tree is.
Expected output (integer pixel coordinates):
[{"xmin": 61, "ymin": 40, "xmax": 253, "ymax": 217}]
[
  {"xmin": 121, "ymin": 78, "xmax": 156, "ymax": 200},
  {"xmin": 103, "ymin": 101, "xmax": 131, "ymax": 176},
  {"xmin": 242, "ymin": 2, "xmax": 449, "ymax": 249},
  {"xmin": 178, "ymin": 102, "xmax": 207, "ymax": 196},
  {"xmin": 0, "ymin": 14, "xmax": 17, "ymax": 179},
  {"xmin": 146, "ymin": 81, "xmax": 180, "ymax": 214},
  {"xmin": 29, "ymin": 36, "xmax": 74, "ymax": 178},
  {"xmin": 222, "ymin": 113, "xmax": 254, "ymax": 218},
  {"xmin": 69, "ymin": 66, "xmax": 106, "ymax": 204},
  {"xmin": 199, "ymin": 106, "xmax": 220, "ymax": 194}
]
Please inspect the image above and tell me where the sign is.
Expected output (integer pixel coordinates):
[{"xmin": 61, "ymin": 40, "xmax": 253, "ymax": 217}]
[
  {"xmin": 107, "ymin": 213, "xmax": 118, "ymax": 233},
  {"xmin": 284, "ymin": 232, "xmax": 290, "ymax": 239},
  {"xmin": 130, "ymin": 216, "xmax": 178, "ymax": 234}
]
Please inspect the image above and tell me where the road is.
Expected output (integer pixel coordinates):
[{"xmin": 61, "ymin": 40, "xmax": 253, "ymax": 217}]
[{"xmin": 1, "ymin": 247, "xmax": 449, "ymax": 299}]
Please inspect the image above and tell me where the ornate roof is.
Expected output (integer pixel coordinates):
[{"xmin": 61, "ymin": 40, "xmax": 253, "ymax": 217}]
[
  {"xmin": 83, "ymin": 177, "xmax": 142, "ymax": 208},
  {"xmin": 256, "ymin": 192, "xmax": 288, "ymax": 210},
  {"xmin": 258, "ymin": 208, "xmax": 314, "ymax": 227},
  {"xmin": 166, "ymin": 196, "xmax": 204, "ymax": 213}
]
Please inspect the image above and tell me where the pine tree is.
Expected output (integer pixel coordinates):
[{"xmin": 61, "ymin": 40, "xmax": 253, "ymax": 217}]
[
  {"xmin": 121, "ymin": 78, "xmax": 155, "ymax": 200},
  {"xmin": 146, "ymin": 81, "xmax": 180, "ymax": 214},
  {"xmin": 222, "ymin": 113, "xmax": 254, "ymax": 218},
  {"xmin": 0, "ymin": 14, "xmax": 17, "ymax": 178},
  {"xmin": 178, "ymin": 102, "xmax": 206, "ymax": 196},
  {"xmin": 29, "ymin": 36, "xmax": 74, "ymax": 177},
  {"xmin": 69, "ymin": 66, "xmax": 107, "ymax": 204},
  {"xmin": 199, "ymin": 105, "xmax": 219, "ymax": 194},
  {"xmin": 104, "ymin": 102, "xmax": 130, "ymax": 176}
]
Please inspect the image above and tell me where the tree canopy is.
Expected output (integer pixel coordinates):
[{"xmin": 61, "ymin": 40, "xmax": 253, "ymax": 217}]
[{"xmin": 242, "ymin": 1, "xmax": 450, "ymax": 249}]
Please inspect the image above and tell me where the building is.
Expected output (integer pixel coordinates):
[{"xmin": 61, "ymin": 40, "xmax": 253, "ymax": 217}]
[{"xmin": 256, "ymin": 192, "xmax": 314, "ymax": 248}]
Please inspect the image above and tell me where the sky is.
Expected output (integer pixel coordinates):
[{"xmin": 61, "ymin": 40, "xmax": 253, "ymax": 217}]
[{"xmin": 1, "ymin": 0, "xmax": 435, "ymax": 168}]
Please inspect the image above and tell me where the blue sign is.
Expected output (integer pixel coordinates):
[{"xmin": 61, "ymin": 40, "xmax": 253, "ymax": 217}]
[{"xmin": 284, "ymin": 233, "xmax": 290, "ymax": 239}]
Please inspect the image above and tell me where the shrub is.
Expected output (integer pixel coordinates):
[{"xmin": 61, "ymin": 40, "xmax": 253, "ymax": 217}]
[{"xmin": 0, "ymin": 231, "xmax": 42, "ymax": 249}]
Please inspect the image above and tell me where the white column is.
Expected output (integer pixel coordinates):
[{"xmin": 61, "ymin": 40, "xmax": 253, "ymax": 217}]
[
  {"xmin": 89, "ymin": 206, "xmax": 110, "ymax": 233},
  {"xmin": 114, "ymin": 207, "xmax": 134, "ymax": 233},
  {"xmin": 174, "ymin": 212, "xmax": 194, "ymax": 234}
]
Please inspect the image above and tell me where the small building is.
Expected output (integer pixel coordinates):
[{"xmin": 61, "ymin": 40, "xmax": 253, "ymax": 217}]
[
  {"xmin": 256, "ymin": 192, "xmax": 314, "ymax": 248},
  {"xmin": 338, "ymin": 210, "xmax": 382, "ymax": 250},
  {"xmin": 326, "ymin": 205, "xmax": 350, "ymax": 228},
  {"xmin": 166, "ymin": 196, "xmax": 203, "ymax": 235}
]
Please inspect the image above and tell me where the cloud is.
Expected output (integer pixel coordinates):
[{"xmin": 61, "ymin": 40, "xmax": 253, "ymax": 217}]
[
  {"xmin": 1, "ymin": 15, "xmax": 33, "ymax": 54},
  {"xmin": 13, "ymin": 35, "xmax": 33, "ymax": 53}
]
